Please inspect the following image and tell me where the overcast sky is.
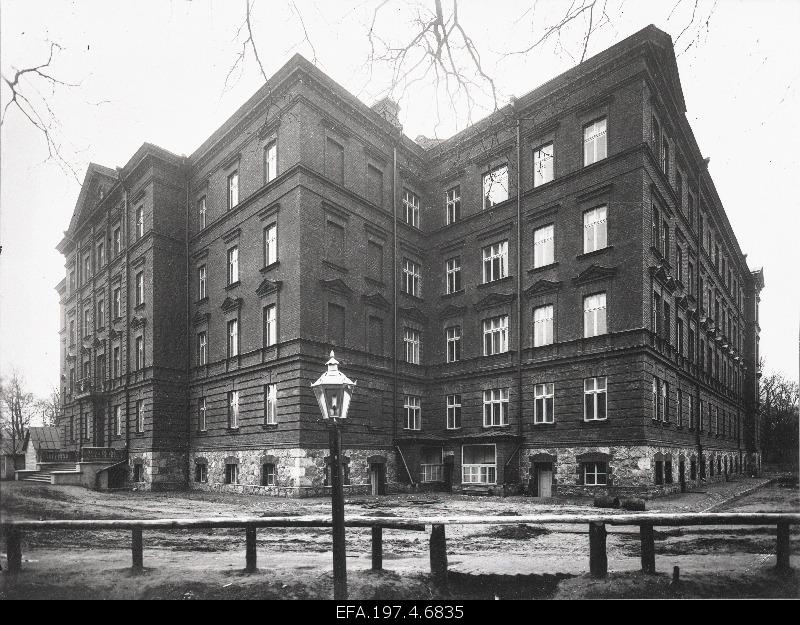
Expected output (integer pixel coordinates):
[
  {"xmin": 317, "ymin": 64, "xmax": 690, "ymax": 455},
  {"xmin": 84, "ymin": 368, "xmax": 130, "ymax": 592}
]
[{"xmin": 1, "ymin": 0, "xmax": 798, "ymax": 398}]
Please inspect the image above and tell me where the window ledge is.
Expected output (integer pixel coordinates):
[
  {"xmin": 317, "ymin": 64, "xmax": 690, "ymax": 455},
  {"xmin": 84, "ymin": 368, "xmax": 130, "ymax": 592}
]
[
  {"xmin": 527, "ymin": 262, "xmax": 559, "ymax": 275},
  {"xmin": 226, "ymin": 427, "xmax": 240, "ymax": 433},
  {"xmin": 134, "ymin": 432, "xmax": 144, "ymax": 437},
  {"xmin": 533, "ymin": 422, "xmax": 556, "ymax": 427},
  {"xmin": 260, "ymin": 261, "xmax": 280, "ymax": 274},
  {"xmin": 262, "ymin": 423, "xmax": 279, "ymax": 430},
  {"xmin": 225, "ymin": 281, "xmax": 241, "ymax": 291},
  {"xmin": 401, "ymin": 292, "xmax": 425, "ymax": 302},
  {"xmin": 577, "ymin": 246, "xmax": 613, "ymax": 261},
  {"xmin": 446, "ymin": 427, "xmax": 462, "ymax": 432},
  {"xmin": 482, "ymin": 425, "xmax": 512, "ymax": 430},
  {"xmin": 477, "ymin": 275, "xmax": 514, "ymax": 289},
  {"xmin": 196, "ymin": 430, "xmax": 208, "ymax": 436},
  {"xmin": 441, "ymin": 289, "xmax": 465, "ymax": 299},
  {"xmin": 583, "ymin": 418, "xmax": 608, "ymax": 423},
  {"xmin": 196, "ymin": 297, "xmax": 209, "ymax": 306}
]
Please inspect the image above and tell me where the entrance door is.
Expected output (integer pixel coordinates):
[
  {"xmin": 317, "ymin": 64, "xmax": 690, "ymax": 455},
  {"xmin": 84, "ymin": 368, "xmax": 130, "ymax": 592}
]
[
  {"xmin": 537, "ymin": 465, "xmax": 553, "ymax": 498},
  {"xmin": 679, "ymin": 458, "xmax": 686, "ymax": 492},
  {"xmin": 95, "ymin": 408, "xmax": 105, "ymax": 447},
  {"xmin": 369, "ymin": 464, "xmax": 385, "ymax": 495}
]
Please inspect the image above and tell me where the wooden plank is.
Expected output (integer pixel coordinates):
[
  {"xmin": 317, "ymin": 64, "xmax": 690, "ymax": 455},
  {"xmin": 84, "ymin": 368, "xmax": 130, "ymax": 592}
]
[
  {"xmin": 245, "ymin": 525, "xmax": 257, "ymax": 573},
  {"xmin": 640, "ymin": 524, "xmax": 656, "ymax": 573},
  {"xmin": 371, "ymin": 526, "xmax": 383, "ymax": 571},
  {"xmin": 589, "ymin": 522, "xmax": 607, "ymax": 577},
  {"xmin": 776, "ymin": 522, "xmax": 791, "ymax": 572},
  {"xmin": 131, "ymin": 528, "xmax": 143, "ymax": 572},
  {"xmin": 430, "ymin": 524, "xmax": 448, "ymax": 583},
  {"xmin": 6, "ymin": 528, "xmax": 22, "ymax": 575}
]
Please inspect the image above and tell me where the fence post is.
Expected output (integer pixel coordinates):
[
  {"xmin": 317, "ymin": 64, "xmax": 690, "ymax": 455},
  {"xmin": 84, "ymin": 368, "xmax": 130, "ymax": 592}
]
[
  {"xmin": 131, "ymin": 527, "xmax": 143, "ymax": 572},
  {"xmin": 430, "ymin": 524, "xmax": 448, "ymax": 583},
  {"xmin": 640, "ymin": 524, "xmax": 656, "ymax": 573},
  {"xmin": 371, "ymin": 526, "xmax": 383, "ymax": 571},
  {"xmin": 6, "ymin": 527, "xmax": 22, "ymax": 575},
  {"xmin": 776, "ymin": 522, "xmax": 790, "ymax": 572},
  {"xmin": 589, "ymin": 522, "xmax": 607, "ymax": 577},
  {"xmin": 245, "ymin": 525, "xmax": 257, "ymax": 573}
]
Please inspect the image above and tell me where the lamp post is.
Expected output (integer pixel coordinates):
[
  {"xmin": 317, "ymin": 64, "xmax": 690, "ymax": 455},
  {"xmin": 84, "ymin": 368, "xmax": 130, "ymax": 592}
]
[{"xmin": 311, "ymin": 351, "xmax": 356, "ymax": 601}]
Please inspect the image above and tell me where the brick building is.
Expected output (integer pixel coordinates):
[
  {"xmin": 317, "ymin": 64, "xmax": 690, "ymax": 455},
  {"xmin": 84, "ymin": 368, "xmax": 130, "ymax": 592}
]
[{"xmin": 56, "ymin": 25, "xmax": 763, "ymax": 497}]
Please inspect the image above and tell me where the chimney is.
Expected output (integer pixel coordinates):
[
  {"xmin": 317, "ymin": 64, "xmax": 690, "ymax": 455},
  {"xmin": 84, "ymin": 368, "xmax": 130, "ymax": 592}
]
[{"xmin": 371, "ymin": 97, "xmax": 402, "ymax": 129}]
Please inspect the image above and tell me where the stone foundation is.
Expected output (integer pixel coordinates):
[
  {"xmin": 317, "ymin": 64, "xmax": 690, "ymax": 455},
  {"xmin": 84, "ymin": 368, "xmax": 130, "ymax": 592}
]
[{"xmin": 128, "ymin": 450, "xmax": 188, "ymax": 491}]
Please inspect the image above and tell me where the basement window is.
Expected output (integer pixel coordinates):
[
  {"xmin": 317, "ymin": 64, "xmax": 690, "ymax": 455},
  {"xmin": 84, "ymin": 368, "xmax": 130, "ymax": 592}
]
[
  {"xmin": 132, "ymin": 463, "xmax": 144, "ymax": 483},
  {"xmin": 195, "ymin": 463, "xmax": 208, "ymax": 483},
  {"xmin": 225, "ymin": 463, "xmax": 239, "ymax": 485},
  {"xmin": 583, "ymin": 462, "xmax": 607, "ymax": 486}
]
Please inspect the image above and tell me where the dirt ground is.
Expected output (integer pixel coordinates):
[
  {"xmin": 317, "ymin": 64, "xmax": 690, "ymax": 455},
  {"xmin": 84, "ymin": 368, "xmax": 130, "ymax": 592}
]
[{"xmin": 1, "ymin": 476, "xmax": 798, "ymax": 599}]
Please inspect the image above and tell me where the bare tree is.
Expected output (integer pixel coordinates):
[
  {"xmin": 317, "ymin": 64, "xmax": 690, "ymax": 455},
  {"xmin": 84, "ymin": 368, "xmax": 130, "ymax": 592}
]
[
  {"xmin": 36, "ymin": 386, "xmax": 61, "ymax": 428},
  {"xmin": 760, "ymin": 371, "xmax": 799, "ymax": 466},
  {"xmin": 0, "ymin": 371, "xmax": 37, "ymax": 455}
]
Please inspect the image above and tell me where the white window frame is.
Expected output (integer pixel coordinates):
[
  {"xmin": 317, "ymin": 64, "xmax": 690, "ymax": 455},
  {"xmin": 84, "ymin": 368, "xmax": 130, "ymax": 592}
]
[
  {"xmin": 584, "ymin": 377, "xmax": 608, "ymax": 421},
  {"xmin": 584, "ymin": 462, "xmax": 608, "ymax": 486},
  {"xmin": 533, "ymin": 304, "xmax": 554, "ymax": 347},
  {"xmin": 113, "ymin": 287, "xmax": 121, "ymax": 318},
  {"xmin": 198, "ymin": 265, "xmax": 206, "ymax": 300},
  {"xmin": 404, "ymin": 395, "xmax": 421, "ymax": 430},
  {"xmin": 403, "ymin": 189, "xmax": 420, "ymax": 227},
  {"xmin": 227, "ymin": 319, "xmax": 239, "ymax": 358},
  {"xmin": 265, "ymin": 383, "xmax": 277, "ymax": 425},
  {"xmin": 197, "ymin": 331, "xmax": 207, "ymax": 365},
  {"xmin": 534, "ymin": 383, "xmax": 554, "ymax": 424},
  {"xmin": 462, "ymin": 444, "xmax": 497, "ymax": 485},
  {"xmin": 228, "ymin": 390, "xmax": 240, "ymax": 429},
  {"xmin": 198, "ymin": 196, "xmax": 207, "ymax": 230},
  {"xmin": 482, "ymin": 387, "xmax": 509, "ymax": 427},
  {"xmin": 402, "ymin": 258, "xmax": 421, "ymax": 297},
  {"xmin": 228, "ymin": 170, "xmax": 239, "ymax": 210},
  {"xmin": 136, "ymin": 399, "xmax": 144, "ymax": 433},
  {"xmin": 265, "ymin": 140, "xmax": 277, "ymax": 183},
  {"xmin": 446, "ymin": 394, "xmax": 462, "ymax": 429},
  {"xmin": 135, "ymin": 336, "xmax": 144, "ymax": 370},
  {"xmin": 583, "ymin": 292, "xmax": 607, "ymax": 338},
  {"xmin": 446, "ymin": 325, "xmax": 461, "ymax": 363},
  {"xmin": 482, "ymin": 240, "xmax": 508, "ymax": 283},
  {"xmin": 264, "ymin": 223, "xmax": 277, "ymax": 266},
  {"xmin": 446, "ymin": 257, "xmax": 462, "ymax": 294},
  {"xmin": 198, "ymin": 397, "xmax": 207, "ymax": 432},
  {"xmin": 225, "ymin": 463, "xmax": 239, "ymax": 485},
  {"xmin": 404, "ymin": 327, "xmax": 421, "ymax": 364},
  {"xmin": 114, "ymin": 405, "xmax": 122, "ymax": 436},
  {"xmin": 583, "ymin": 205, "xmax": 608, "ymax": 253},
  {"xmin": 264, "ymin": 304, "xmax": 277, "ymax": 347},
  {"xmin": 482, "ymin": 315, "xmax": 509, "ymax": 356},
  {"xmin": 227, "ymin": 246, "xmax": 239, "ymax": 285},
  {"xmin": 446, "ymin": 185, "xmax": 461, "ymax": 224},
  {"xmin": 135, "ymin": 271, "xmax": 144, "ymax": 306},
  {"xmin": 583, "ymin": 117, "xmax": 607, "ymax": 166},
  {"xmin": 482, "ymin": 164, "xmax": 509, "ymax": 209},
  {"xmin": 112, "ymin": 345, "xmax": 120, "ymax": 378},
  {"xmin": 113, "ymin": 227, "xmax": 121, "ymax": 255},
  {"xmin": 136, "ymin": 206, "xmax": 144, "ymax": 239},
  {"xmin": 533, "ymin": 224, "xmax": 554, "ymax": 268},
  {"xmin": 96, "ymin": 299, "xmax": 104, "ymax": 328},
  {"xmin": 533, "ymin": 142, "xmax": 554, "ymax": 187}
]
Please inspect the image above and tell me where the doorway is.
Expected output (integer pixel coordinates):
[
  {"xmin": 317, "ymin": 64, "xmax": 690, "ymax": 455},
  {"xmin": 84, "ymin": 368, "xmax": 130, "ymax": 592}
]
[
  {"xmin": 369, "ymin": 463, "xmax": 386, "ymax": 496},
  {"xmin": 679, "ymin": 457, "xmax": 686, "ymax": 492},
  {"xmin": 95, "ymin": 408, "xmax": 105, "ymax": 447},
  {"xmin": 532, "ymin": 462, "xmax": 553, "ymax": 498}
]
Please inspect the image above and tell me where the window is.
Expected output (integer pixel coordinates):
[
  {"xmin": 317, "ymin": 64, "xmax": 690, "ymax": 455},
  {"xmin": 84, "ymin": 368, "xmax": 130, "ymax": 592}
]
[
  {"xmin": 112, "ymin": 346, "xmax": 120, "ymax": 377},
  {"xmin": 688, "ymin": 394, "xmax": 695, "ymax": 429},
  {"xmin": 81, "ymin": 412, "xmax": 88, "ymax": 440},
  {"xmin": 114, "ymin": 405, "xmax": 122, "ymax": 436},
  {"xmin": 136, "ymin": 399, "xmax": 144, "ymax": 433},
  {"xmin": 403, "ymin": 190, "xmax": 420, "ymax": 227},
  {"xmin": 83, "ymin": 254, "xmax": 91, "ymax": 283},
  {"xmin": 483, "ymin": 388, "xmax": 509, "ymax": 427},
  {"xmin": 262, "ymin": 463, "xmax": 276, "ymax": 486},
  {"xmin": 404, "ymin": 395, "xmax": 421, "ymax": 430},
  {"xmin": 264, "ymin": 223, "xmax": 277, "ymax": 266},
  {"xmin": 583, "ymin": 292, "xmax": 607, "ymax": 338},
  {"xmin": 197, "ymin": 331, "xmax": 207, "ymax": 365},
  {"xmin": 97, "ymin": 242, "xmax": 105, "ymax": 268},
  {"xmin": 446, "ymin": 257, "xmax": 462, "ymax": 294},
  {"xmin": 652, "ymin": 204, "xmax": 661, "ymax": 253},
  {"xmin": 661, "ymin": 380, "xmax": 669, "ymax": 422},
  {"xmin": 133, "ymin": 463, "xmax": 144, "ymax": 482},
  {"xmin": 676, "ymin": 171, "xmax": 683, "ymax": 209},
  {"xmin": 198, "ymin": 265, "xmax": 207, "ymax": 300},
  {"xmin": 583, "ymin": 117, "xmax": 607, "ymax": 166},
  {"xmin": 136, "ymin": 205, "xmax": 144, "ymax": 239},
  {"xmin": 482, "ymin": 240, "xmax": 508, "ymax": 283},
  {"xmin": 69, "ymin": 270, "xmax": 75, "ymax": 292},
  {"xmin": 325, "ymin": 137, "xmax": 344, "ymax": 184},
  {"xmin": 584, "ymin": 462, "xmax": 608, "ymax": 486},
  {"xmin": 265, "ymin": 140, "xmax": 277, "ymax": 183},
  {"xmin": 402, "ymin": 258, "xmax": 421, "ymax": 297},
  {"xmin": 483, "ymin": 315, "xmax": 509, "ymax": 356},
  {"xmin": 228, "ymin": 390, "xmax": 240, "ymax": 429},
  {"xmin": 263, "ymin": 304, "xmax": 277, "ymax": 347},
  {"xmin": 368, "ymin": 316, "xmax": 384, "ymax": 355},
  {"xmin": 195, "ymin": 462, "xmax": 208, "ymax": 483},
  {"xmin": 662, "ymin": 219, "xmax": 670, "ymax": 260},
  {"xmin": 534, "ymin": 383, "xmax": 554, "ymax": 424},
  {"xmin": 198, "ymin": 397, "xmax": 207, "ymax": 431},
  {"xmin": 446, "ymin": 186, "xmax": 461, "ymax": 224},
  {"xmin": 533, "ymin": 224, "xmax": 554, "ymax": 268},
  {"xmin": 584, "ymin": 377, "xmax": 607, "ymax": 421},
  {"xmin": 227, "ymin": 246, "xmax": 239, "ymax": 285},
  {"xmin": 96, "ymin": 299, "xmax": 104, "ymax": 328},
  {"xmin": 583, "ymin": 205, "xmax": 607, "ymax": 253},
  {"xmin": 225, "ymin": 463, "xmax": 239, "ymax": 485},
  {"xmin": 69, "ymin": 320, "xmax": 75, "ymax": 345},
  {"xmin": 447, "ymin": 394, "xmax": 462, "ymax": 429},
  {"xmin": 326, "ymin": 221, "xmax": 345, "ymax": 264},
  {"xmin": 198, "ymin": 196, "xmax": 207, "ymax": 230},
  {"xmin": 676, "ymin": 246, "xmax": 683, "ymax": 283},
  {"xmin": 677, "ymin": 317, "xmax": 684, "ymax": 356},
  {"xmin": 227, "ymin": 171, "xmax": 239, "ymax": 210},
  {"xmin": 113, "ymin": 227, "xmax": 121, "ymax": 255},
  {"xmin": 483, "ymin": 164, "xmax": 509, "ymax": 209},
  {"xmin": 135, "ymin": 271, "xmax": 144, "ymax": 306},
  {"xmin": 533, "ymin": 304, "xmax": 554, "ymax": 347},
  {"xmin": 651, "ymin": 116, "xmax": 661, "ymax": 157},
  {"xmin": 404, "ymin": 327, "xmax": 421, "ymax": 364},
  {"xmin": 227, "ymin": 319, "xmax": 239, "ymax": 357},
  {"xmin": 662, "ymin": 137, "xmax": 670, "ymax": 177},
  {"xmin": 265, "ymin": 384, "xmax": 277, "ymax": 425},
  {"xmin": 367, "ymin": 241, "xmax": 383, "ymax": 282},
  {"xmin": 327, "ymin": 303, "xmax": 346, "ymax": 345},
  {"xmin": 135, "ymin": 336, "xmax": 144, "ymax": 370},
  {"xmin": 367, "ymin": 164, "xmax": 384, "ymax": 207},
  {"xmin": 113, "ymin": 287, "xmax": 121, "ymax": 318},
  {"xmin": 446, "ymin": 325, "xmax": 462, "ymax": 363},
  {"xmin": 533, "ymin": 142, "xmax": 554, "ymax": 186},
  {"xmin": 462, "ymin": 444, "xmax": 496, "ymax": 484}
]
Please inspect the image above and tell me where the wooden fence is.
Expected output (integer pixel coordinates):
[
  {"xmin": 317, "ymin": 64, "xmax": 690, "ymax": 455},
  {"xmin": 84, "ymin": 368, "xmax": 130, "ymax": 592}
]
[{"xmin": 2, "ymin": 512, "xmax": 798, "ymax": 579}]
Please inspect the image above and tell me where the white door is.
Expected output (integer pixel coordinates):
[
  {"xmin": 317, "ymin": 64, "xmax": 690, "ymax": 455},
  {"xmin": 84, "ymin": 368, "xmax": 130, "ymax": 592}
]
[
  {"xmin": 538, "ymin": 468, "xmax": 552, "ymax": 498},
  {"xmin": 370, "ymin": 467, "xmax": 379, "ymax": 495}
]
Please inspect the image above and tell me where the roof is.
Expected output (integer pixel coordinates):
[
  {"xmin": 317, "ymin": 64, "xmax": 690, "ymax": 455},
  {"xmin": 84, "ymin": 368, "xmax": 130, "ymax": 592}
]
[{"xmin": 23, "ymin": 427, "xmax": 61, "ymax": 452}]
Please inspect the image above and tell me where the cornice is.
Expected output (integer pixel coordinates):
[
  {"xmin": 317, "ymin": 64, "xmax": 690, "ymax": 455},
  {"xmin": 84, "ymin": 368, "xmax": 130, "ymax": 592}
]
[
  {"xmin": 475, "ymin": 292, "xmax": 516, "ymax": 311},
  {"xmin": 319, "ymin": 278, "xmax": 353, "ymax": 298},
  {"xmin": 573, "ymin": 264, "xmax": 618, "ymax": 286},
  {"xmin": 362, "ymin": 292, "xmax": 391, "ymax": 311},
  {"xmin": 221, "ymin": 296, "xmax": 243, "ymax": 313},
  {"xmin": 256, "ymin": 279, "xmax": 283, "ymax": 298}
]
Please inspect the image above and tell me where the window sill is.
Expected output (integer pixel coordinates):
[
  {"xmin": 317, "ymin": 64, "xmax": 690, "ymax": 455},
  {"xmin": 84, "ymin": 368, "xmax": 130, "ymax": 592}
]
[
  {"xmin": 446, "ymin": 427, "xmax": 462, "ymax": 431},
  {"xmin": 527, "ymin": 262, "xmax": 559, "ymax": 275},
  {"xmin": 583, "ymin": 418, "xmax": 608, "ymax": 423},
  {"xmin": 134, "ymin": 303, "xmax": 145, "ymax": 312},
  {"xmin": 226, "ymin": 427, "xmax": 240, "ymax": 433},
  {"xmin": 533, "ymin": 421, "xmax": 556, "ymax": 426},
  {"xmin": 441, "ymin": 289, "xmax": 465, "ymax": 299},
  {"xmin": 482, "ymin": 425, "xmax": 511, "ymax": 430},
  {"xmin": 195, "ymin": 297, "xmax": 208, "ymax": 306},
  {"xmin": 196, "ymin": 430, "xmax": 208, "ymax": 435},
  {"xmin": 134, "ymin": 432, "xmax": 144, "ymax": 437},
  {"xmin": 577, "ymin": 246, "xmax": 613, "ymax": 261},
  {"xmin": 260, "ymin": 261, "xmax": 280, "ymax": 274},
  {"xmin": 225, "ymin": 281, "xmax": 240, "ymax": 291},
  {"xmin": 262, "ymin": 423, "xmax": 278, "ymax": 430},
  {"xmin": 477, "ymin": 275, "xmax": 514, "ymax": 289}
]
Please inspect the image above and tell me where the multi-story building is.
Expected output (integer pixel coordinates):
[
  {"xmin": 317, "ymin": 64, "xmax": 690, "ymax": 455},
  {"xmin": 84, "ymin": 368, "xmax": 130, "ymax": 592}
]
[{"xmin": 56, "ymin": 25, "xmax": 763, "ymax": 497}]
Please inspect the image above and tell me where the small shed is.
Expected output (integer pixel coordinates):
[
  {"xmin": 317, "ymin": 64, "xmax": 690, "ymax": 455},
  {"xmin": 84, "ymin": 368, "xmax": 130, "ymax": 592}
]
[
  {"xmin": 22, "ymin": 427, "xmax": 62, "ymax": 470},
  {"xmin": 0, "ymin": 437, "xmax": 25, "ymax": 479}
]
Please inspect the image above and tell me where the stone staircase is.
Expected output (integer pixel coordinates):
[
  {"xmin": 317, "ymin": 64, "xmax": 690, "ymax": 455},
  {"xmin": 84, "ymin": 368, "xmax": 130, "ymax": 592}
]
[{"xmin": 18, "ymin": 463, "xmax": 80, "ymax": 484}]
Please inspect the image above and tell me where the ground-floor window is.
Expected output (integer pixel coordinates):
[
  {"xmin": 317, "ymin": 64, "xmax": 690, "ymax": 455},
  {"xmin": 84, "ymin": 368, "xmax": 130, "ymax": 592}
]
[
  {"xmin": 690, "ymin": 457, "xmax": 697, "ymax": 480},
  {"xmin": 225, "ymin": 463, "xmax": 239, "ymax": 484},
  {"xmin": 195, "ymin": 463, "xmax": 208, "ymax": 483},
  {"xmin": 664, "ymin": 459, "xmax": 673, "ymax": 484},
  {"xmin": 261, "ymin": 463, "xmax": 276, "ymax": 486},
  {"xmin": 654, "ymin": 460, "xmax": 664, "ymax": 485},
  {"xmin": 462, "ymin": 444, "xmax": 496, "ymax": 484},
  {"xmin": 420, "ymin": 446, "xmax": 443, "ymax": 483},
  {"xmin": 583, "ymin": 462, "xmax": 607, "ymax": 486},
  {"xmin": 132, "ymin": 463, "xmax": 144, "ymax": 482}
]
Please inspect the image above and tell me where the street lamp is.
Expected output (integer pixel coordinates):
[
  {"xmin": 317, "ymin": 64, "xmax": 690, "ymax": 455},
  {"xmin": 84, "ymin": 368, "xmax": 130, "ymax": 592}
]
[{"xmin": 311, "ymin": 351, "xmax": 356, "ymax": 600}]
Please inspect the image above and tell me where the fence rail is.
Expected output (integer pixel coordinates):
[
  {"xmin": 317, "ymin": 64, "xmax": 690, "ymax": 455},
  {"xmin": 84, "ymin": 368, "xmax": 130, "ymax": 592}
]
[
  {"xmin": 81, "ymin": 447, "xmax": 127, "ymax": 463},
  {"xmin": 3, "ymin": 512, "xmax": 797, "ymax": 579},
  {"xmin": 38, "ymin": 450, "xmax": 79, "ymax": 463}
]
